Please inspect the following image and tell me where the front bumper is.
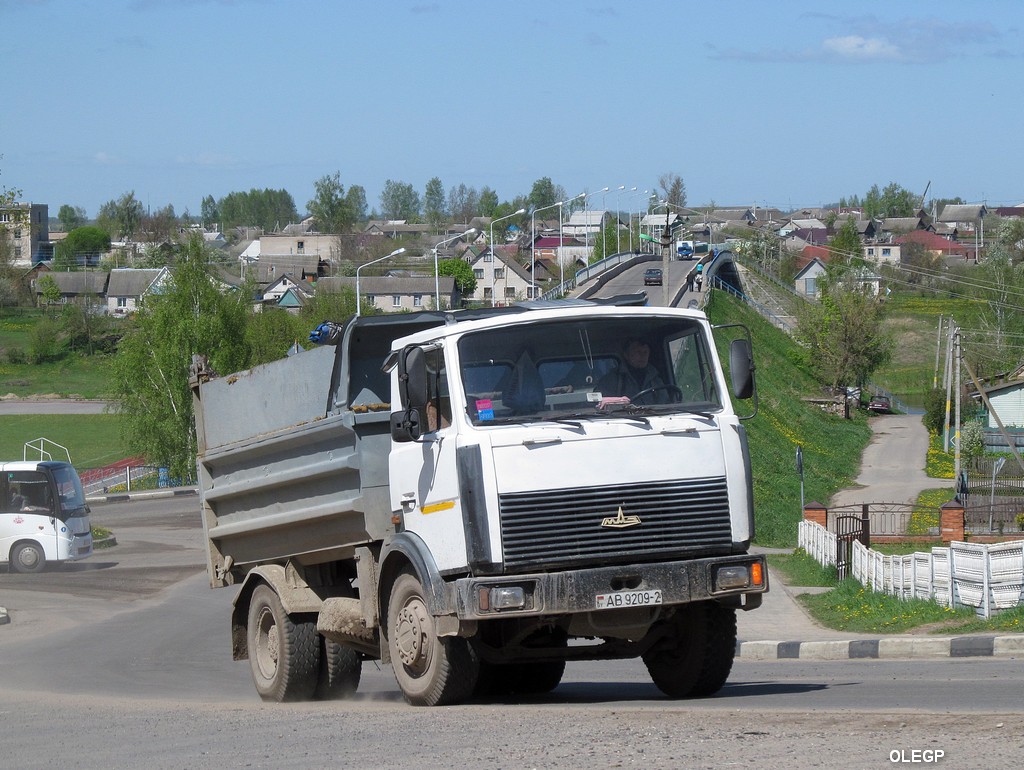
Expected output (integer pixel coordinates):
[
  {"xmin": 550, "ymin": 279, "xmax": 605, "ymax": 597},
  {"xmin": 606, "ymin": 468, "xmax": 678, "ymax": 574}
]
[{"xmin": 453, "ymin": 553, "xmax": 767, "ymax": 621}]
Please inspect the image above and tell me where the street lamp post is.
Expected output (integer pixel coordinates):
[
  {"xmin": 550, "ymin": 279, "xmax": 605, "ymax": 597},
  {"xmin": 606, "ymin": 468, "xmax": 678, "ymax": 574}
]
[
  {"xmin": 432, "ymin": 229, "xmax": 476, "ymax": 309},
  {"xmin": 613, "ymin": 185, "xmax": 626, "ymax": 255},
  {"xmin": 559, "ymin": 193, "xmax": 586, "ymax": 290},
  {"xmin": 355, "ymin": 247, "xmax": 406, "ymax": 316},
  {"xmin": 489, "ymin": 208, "xmax": 526, "ymax": 306},
  {"xmin": 626, "ymin": 188, "xmax": 644, "ymax": 252},
  {"xmin": 583, "ymin": 186, "xmax": 609, "ymax": 260},
  {"xmin": 532, "ymin": 201, "xmax": 564, "ymax": 300}
]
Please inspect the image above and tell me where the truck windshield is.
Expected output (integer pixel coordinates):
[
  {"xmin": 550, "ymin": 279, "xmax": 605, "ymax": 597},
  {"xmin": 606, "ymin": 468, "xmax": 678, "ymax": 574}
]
[{"xmin": 458, "ymin": 316, "xmax": 722, "ymax": 425}]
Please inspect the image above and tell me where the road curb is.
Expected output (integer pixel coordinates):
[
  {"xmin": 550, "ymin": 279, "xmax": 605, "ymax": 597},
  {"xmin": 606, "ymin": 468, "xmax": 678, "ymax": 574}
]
[
  {"xmin": 86, "ymin": 488, "xmax": 198, "ymax": 504},
  {"xmin": 737, "ymin": 635, "xmax": 1024, "ymax": 660}
]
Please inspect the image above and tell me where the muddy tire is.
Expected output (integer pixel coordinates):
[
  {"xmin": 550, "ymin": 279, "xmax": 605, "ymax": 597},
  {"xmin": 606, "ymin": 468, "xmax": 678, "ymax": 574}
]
[
  {"xmin": 246, "ymin": 584, "xmax": 320, "ymax": 702},
  {"xmin": 642, "ymin": 602, "xmax": 736, "ymax": 698},
  {"xmin": 387, "ymin": 572, "xmax": 478, "ymax": 706},
  {"xmin": 10, "ymin": 542, "xmax": 46, "ymax": 574},
  {"xmin": 315, "ymin": 638, "xmax": 361, "ymax": 700}
]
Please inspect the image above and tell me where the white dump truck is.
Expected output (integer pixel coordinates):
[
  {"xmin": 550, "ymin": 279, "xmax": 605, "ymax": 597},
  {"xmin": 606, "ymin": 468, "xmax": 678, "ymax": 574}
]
[{"xmin": 190, "ymin": 297, "xmax": 767, "ymax": 706}]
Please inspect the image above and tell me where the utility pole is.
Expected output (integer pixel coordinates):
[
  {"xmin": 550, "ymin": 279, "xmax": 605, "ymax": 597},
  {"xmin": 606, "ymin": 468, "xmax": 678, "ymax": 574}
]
[
  {"xmin": 943, "ymin": 324, "xmax": 955, "ymax": 452},
  {"xmin": 954, "ymin": 328, "xmax": 962, "ymax": 485}
]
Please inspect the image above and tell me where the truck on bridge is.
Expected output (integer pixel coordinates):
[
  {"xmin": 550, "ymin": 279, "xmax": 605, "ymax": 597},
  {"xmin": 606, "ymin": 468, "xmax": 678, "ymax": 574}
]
[{"xmin": 190, "ymin": 297, "xmax": 766, "ymax": 706}]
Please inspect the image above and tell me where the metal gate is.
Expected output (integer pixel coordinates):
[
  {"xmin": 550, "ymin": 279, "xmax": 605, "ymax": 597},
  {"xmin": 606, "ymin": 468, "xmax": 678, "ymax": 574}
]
[{"xmin": 835, "ymin": 508, "xmax": 870, "ymax": 580}]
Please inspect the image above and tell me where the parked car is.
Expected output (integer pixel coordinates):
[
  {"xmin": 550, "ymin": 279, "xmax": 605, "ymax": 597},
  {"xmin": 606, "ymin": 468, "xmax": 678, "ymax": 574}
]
[
  {"xmin": 867, "ymin": 394, "xmax": 891, "ymax": 413},
  {"xmin": 644, "ymin": 268, "xmax": 663, "ymax": 286}
]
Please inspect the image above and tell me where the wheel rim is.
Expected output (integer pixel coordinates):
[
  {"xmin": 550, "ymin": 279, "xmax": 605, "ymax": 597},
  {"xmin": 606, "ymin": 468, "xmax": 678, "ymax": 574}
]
[
  {"xmin": 394, "ymin": 596, "xmax": 432, "ymax": 674},
  {"xmin": 254, "ymin": 606, "xmax": 279, "ymax": 680},
  {"xmin": 18, "ymin": 546, "xmax": 41, "ymax": 570}
]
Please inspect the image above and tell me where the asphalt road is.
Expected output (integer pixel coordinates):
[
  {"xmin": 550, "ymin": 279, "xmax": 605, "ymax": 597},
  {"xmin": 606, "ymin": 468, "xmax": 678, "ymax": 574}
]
[
  {"xmin": 0, "ymin": 398, "xmax": 111, "ymax": 414},
  {"xmin": 2, "ymin": 496, "xmax": 1023, "ymax": 769}
]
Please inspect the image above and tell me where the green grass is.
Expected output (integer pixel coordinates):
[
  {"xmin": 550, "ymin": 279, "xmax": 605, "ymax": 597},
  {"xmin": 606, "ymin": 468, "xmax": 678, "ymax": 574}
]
[
  {"xmin": 707, "ymin": 292, "xmax": 872, "ymax": 547},
  {"xmin": 0, "ymin": 414, "xmax": 128, "ymax": 469},
  {"xmin": 0, "ymin": 354, "xmax": 115, "ymax": 398},
  {"xmin": 798, "ymin": 578, "xmax": 974, "ymax": 633},
  {"xmin": 768, "ymin": 549, "xmax": 838, "ymax": 586}
]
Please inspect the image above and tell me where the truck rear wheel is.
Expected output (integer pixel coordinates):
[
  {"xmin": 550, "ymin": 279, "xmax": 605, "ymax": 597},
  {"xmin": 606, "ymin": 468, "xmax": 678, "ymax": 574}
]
[
  {"xmin": 315, "ymin": 638, "xmax": 361, "ymax": 700},
  {"xmin": 387, "ymin": 572, "xmax": 478, "ymax": 706},
  {"xmin": 642, "ymin": 602, "xmax": 736, "ymax": 698},
  {"xmin": 247, "ymin": 584, "xmax": 320, "ymax": 702}
]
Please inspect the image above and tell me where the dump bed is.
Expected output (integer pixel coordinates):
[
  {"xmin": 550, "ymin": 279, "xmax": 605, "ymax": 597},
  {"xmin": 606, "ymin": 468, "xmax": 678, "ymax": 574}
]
[{"xmin": 192, "ymin": 313, "xmax": 454, "ymax": 587}]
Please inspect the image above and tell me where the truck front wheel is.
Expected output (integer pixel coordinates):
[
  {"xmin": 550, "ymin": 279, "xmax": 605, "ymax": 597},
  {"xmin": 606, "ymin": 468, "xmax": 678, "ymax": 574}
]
[
  {"xmin": 246, "ymin": 584, "xmax": 320, "ymax": 702},
  {"xmin": 642, "ymin": 601, "xmax": 737, "ymax": 698},
  {"xmin": 387, "ymin": 572, "xmax": 478, "ymax": 706}
]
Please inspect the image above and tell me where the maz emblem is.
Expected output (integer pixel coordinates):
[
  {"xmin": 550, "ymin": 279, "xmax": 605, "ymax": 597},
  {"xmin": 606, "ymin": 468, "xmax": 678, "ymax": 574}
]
[{"xmin": 601, "ymin": 506, "xmax": 641, "ymax": 529}]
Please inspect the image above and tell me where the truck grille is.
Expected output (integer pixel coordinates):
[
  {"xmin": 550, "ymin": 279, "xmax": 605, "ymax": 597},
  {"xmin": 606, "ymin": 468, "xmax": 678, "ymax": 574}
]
[{"xmin": 498, "ymin": 477, "xmax": 733, "ymax": 571}]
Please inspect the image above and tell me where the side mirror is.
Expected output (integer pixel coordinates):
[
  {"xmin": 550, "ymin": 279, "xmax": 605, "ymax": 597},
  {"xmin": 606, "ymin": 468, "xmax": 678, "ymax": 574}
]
[
  {"xmin": 390, "ymin": 409, "xmax": 423, "ymax": 443},
  {"xmin": 729, "ymin": 338, "xmax": 756, "ymax": 400},
  {"xmin": 398, "ymin": 346, "xmax": 428, "ymax": 411}
]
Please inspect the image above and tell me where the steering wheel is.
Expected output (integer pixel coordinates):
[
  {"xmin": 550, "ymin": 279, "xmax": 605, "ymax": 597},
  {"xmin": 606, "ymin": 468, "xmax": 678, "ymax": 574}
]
[{"xmin": 631, "ymin": 384, "xmax": 683, "ymax": 404}]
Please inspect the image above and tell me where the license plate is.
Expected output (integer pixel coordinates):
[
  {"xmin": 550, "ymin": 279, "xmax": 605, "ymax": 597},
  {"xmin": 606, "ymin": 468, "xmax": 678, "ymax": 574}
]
[{"xmin": 595, "ymin": 589, "xmax": 663, "ymax": 610}]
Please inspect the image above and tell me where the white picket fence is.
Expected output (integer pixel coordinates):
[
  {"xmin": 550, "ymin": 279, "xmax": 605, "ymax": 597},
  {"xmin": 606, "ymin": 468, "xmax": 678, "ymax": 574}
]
[{"xmin": 797, "ymin": 520, "xmax": 1024, "ymax": 618}]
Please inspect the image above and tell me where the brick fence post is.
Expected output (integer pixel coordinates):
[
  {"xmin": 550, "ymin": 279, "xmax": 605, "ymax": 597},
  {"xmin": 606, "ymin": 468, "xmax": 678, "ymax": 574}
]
[
  {"xmin": 803, "ymin": 501, "xmax": 827, "ymax": 529},
  {"xmin": 940, "ymin": 500, "xmax": 965, "ymax": 542}
]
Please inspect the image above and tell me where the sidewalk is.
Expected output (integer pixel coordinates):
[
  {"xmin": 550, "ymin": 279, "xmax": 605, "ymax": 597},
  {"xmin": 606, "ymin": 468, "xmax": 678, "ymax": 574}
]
[{"xmin": 735, "ymin": 414, "xmax": 1021, "ymax": 661}]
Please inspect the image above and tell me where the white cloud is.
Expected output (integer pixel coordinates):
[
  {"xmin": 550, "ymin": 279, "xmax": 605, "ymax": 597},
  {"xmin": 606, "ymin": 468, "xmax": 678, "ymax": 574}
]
[{"xmin": 822, "ymin": 35, "xmax": 901, "ymax": 61}]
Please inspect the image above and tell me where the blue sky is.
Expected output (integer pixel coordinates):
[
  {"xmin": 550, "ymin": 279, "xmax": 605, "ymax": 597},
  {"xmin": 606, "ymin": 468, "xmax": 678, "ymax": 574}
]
[{"xmin": 3, "ymin": 0, "xmax": 1022, "ymax": 219}]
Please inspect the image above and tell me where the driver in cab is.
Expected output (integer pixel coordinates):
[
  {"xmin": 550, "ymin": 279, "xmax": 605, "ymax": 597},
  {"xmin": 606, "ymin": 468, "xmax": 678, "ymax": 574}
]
[{"xmin": 596, "ymin": 338, "xmax": 667, "ymax": 405}]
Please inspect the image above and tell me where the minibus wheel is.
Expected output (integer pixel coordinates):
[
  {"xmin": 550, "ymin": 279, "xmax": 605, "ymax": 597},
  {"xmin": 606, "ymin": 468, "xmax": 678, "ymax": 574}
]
[{"xmin": 10, "ymin": 542, "xmax": 46, "ymax": 574}]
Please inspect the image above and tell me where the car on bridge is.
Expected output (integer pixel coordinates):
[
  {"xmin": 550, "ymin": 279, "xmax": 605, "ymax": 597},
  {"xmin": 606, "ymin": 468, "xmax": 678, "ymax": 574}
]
[{"xmin": 643, "ymin": 268, "xmax": 663, "ymax": 286}]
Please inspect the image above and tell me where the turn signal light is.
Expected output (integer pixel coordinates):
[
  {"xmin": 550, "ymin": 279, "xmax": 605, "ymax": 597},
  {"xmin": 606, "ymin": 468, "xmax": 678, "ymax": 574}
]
[{"xmin": 751, "ymin": 561, "xmax": 764, "ymax": 586}]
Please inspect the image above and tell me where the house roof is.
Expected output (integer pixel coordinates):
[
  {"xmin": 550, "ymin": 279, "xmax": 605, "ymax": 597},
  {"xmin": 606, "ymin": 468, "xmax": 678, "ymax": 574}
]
[
  {"xmin": 38, "ymin": 271, "xmax": 109, "ymax": 295},
  {"xmin": 533, "ymin": 236, "xmax": 581, "ymax": 248},
  {"xmin": 565, "ymin": 210, "xmax": 609, "ymax": 226},
  {"xmin": 879, "ymin": 217, "xmax": 926, "ymax": 233},
  {"xmin": 894, "ymin": 230, "xmax": 972, "ymax": 255},
  {"xmin": 106, "ymin": 268, "xmax": 165, "ymax": 298},
  {"xmin": 794, "ymin": 256, "xmax": 827, "ymax": 279},
  {"xmin": 939, "ymin": 204, "xmax": 987, "ymax": 222},
  {"xmin": 251, "ymin": 255, "xmax": 322, "ymax": 283}
]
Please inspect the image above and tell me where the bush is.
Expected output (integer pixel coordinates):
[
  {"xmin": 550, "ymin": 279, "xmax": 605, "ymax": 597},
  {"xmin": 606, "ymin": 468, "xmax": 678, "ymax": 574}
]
[
  {"xmin": 5, "ymin": 346, "xmax": 26, "ymax": 364},
  {"xmin": 922, "ymin": 387, "xmax": 946, "ymax": 434},
  {"xmin": 27, "ymin": 318, "xmax": 62, "ymax": 364}
]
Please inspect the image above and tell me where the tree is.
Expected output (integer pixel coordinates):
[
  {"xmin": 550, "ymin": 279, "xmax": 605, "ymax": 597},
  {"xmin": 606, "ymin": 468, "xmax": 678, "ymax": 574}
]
[
  {"xmin": 345, "ymin": 185, "xmax": 368, "ymax": 224},
  {"xmin": 218, "ymin": 188, "xmax": 298, "ymax": 231},
  {"xmin": 658, "ymin": 173, "xmax": 687, "ymax": 209},
  {"xmin": 53, "ymin": 226, "xmax": 112, "ymax": 271},
  {"xmin": 379, "ymin": 180, "xmax": 421, "ymax": 221},
  {"xmin": 423, "ymin": 177, "xmax": 447, "ymax": 228},
  {"xmin": 478, "ymin": 187, "xmax": 499, "ymax": 218},
  {"xmin": 828, "ymin": 216, "xmax": 862, "ymax": 263},
  {"xmin": 589, "ymin": 219, "xmax": 621, "ymax": 262},
  {"xmin": 139, "ymin": 203, "xmax": 178, "ymax": 244},
  {"xmin": 96, "ymin": 190, "xmax": 145, "ymax": 240},
  {"xmin": 57, "ymin": 204, "xmax": 87, "ymax": 232},
  {"xmin": 795, "ymin": 285, "xmax": 894, "ymax": 391},
  {"xmin": 111, "ymin": 234, "xmax": 251, "ymax": 478},
  {"xmin": 201, "ymin": 195, "xmax": 220, "ymax": 227},
  {"xmin": 37, "ymin": 274, "xmax": 61, "ymax": 309},
  {"xmin": 528, "ymin": 177, "xmax": 563, "ymax": 212},
  {"xmin": 246, "ymin": 308, "xmax": 306, "ymax": 367},
  {"xmin": 307, "ymin": 171, "xmax": 354, "ymax": 233},
  {"xmin": 447, "ymin": 184, "xmax": 478, "ymax": 223},
  {"xmin": 437, "ymin": 256, "xmax": 476, "ymax": 298}
]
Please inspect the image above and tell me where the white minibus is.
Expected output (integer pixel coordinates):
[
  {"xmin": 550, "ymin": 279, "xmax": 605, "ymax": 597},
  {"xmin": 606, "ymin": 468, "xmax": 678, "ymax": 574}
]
[{"xmin": 2, "ymin": 461, "xmax": 93, "ymax": 573}]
